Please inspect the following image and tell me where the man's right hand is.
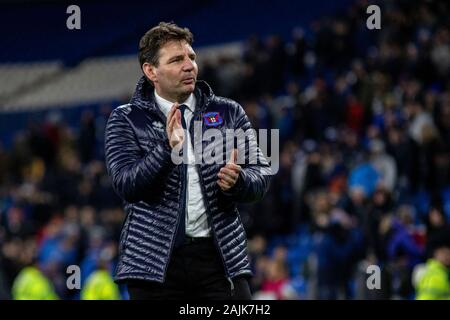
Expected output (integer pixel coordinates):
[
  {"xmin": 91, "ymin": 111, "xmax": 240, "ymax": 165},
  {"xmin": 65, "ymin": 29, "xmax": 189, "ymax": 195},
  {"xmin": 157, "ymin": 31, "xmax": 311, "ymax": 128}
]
[{"xmin": 166, "ymin": 102, "xmax": 185, "ymax": 149}]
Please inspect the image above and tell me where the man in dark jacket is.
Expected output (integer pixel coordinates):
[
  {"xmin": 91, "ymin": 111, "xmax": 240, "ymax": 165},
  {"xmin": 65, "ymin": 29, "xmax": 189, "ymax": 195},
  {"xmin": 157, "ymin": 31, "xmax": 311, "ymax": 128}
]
[{"xmin": 104, "ymin": 22, "xmax": 272, "ymax": 300}]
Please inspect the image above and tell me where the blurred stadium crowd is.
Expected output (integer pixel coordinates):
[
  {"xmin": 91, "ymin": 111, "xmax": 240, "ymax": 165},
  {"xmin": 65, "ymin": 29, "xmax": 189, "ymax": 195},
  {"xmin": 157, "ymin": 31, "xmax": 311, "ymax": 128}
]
[{"xmin": 1, "ymin": 0, "xmax": 450, "ymax": 299}]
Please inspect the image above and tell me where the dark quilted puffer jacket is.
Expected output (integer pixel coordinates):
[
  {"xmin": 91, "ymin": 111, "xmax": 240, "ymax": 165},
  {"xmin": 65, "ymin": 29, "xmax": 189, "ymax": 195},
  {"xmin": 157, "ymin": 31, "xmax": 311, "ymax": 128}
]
[{"xmin": 105, "ymin": 76, "xmax": 272, "ymax": 284}]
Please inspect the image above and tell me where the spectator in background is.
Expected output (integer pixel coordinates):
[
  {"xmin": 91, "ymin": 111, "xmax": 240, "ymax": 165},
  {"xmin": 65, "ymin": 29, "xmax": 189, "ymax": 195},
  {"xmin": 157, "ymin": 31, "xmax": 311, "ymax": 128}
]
[
  {"xmin": 254, "ymin": 245, "xmax": 298, "ymax": 300},
  {"xmin": 257, "ymin": 259, "xmax": 291, "ymax": 300},
  {"xmin": 415, "ymin": 231, "xmax": 450, "ymax": 300},
  {"xmin": 78, "ymin": 110, "xmax": 96, "ymax": 164},
  {"xmin": 347, "ymin": 159, "xmax": 380, "ymax": 224},
  {"xmin": 3, "ymin": 206, "xmax": 33, "ymax": 240},
  {"xmin": 368, "ymin": 139, "xmax": 397, "ymax": 193},
  {"xmin": 313, "ymin": 207, "xmax": 365, "ymax": 300},
  {"xmin": 425, "ymin": 205, "xmax": 449, "ymax": 241},
  {"xmin": 363, "ymin": 187, "xmax": 394, "ymax": 261},
  {"xmin": 11, "ymin": 238, "xmax": 59, "ymax": 300},
  {"xmin": 289, "ymin": 27, "xmax": 307, "ymax": 78},
  {"xmin": 379, "ymin": 213, "xmax": 423, "ymax": 299},
  {"xmin": 81, "ymin": 244, "xmax": 120, "ymax": 300},
  {"xmin": 95, "ymin": 105, "xmax": 112, "ymax": 160},
  {"xmin": 12, "ymin": 264, "xmax": 59, "ymax": 300}
]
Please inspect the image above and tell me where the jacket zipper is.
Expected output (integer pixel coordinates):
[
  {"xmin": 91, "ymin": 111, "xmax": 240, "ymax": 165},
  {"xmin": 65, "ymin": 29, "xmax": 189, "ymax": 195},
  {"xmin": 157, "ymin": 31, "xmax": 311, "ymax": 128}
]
[
  {"xmin": 160, "ymin": 102, "xmax": 234, "ymax": 295},
  {"xmin": 189, "ymin": 111, "xmax": 235, "ymax": 296},
  {"xmin": 163, "ymin": 158, "xmax": 187, "ymax": 282},
  {"xmin": 161, "ymin": 109, "xmax": 187, "ymax": 282}
]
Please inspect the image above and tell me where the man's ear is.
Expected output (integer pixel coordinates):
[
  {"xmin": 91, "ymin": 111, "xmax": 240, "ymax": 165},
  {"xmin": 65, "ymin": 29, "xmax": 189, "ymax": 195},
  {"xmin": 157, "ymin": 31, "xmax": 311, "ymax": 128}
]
[{"xmin": 142, "ymin": 62, "xmax": 157, "ymax": 83}]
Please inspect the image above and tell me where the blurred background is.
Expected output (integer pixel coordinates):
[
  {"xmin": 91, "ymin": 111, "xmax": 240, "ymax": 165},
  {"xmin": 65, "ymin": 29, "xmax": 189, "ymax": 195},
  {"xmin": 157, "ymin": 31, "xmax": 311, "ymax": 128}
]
[{"xmin": 0, "ymin": 0, "xmax": 449, "ymax": 300}]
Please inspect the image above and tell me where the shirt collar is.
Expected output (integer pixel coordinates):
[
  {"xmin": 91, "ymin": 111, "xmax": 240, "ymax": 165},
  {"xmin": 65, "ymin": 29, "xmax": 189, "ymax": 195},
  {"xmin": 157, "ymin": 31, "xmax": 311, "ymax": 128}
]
[{"xmin": 154, "ymin": 90, "xmax": 196, "ymax": 116}]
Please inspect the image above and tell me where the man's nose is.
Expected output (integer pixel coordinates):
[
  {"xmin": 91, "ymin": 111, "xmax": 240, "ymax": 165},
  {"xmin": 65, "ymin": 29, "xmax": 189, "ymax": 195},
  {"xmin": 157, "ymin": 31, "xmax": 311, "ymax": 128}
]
[{"xmin": 182, "ymin": 57, "xmax": 194, "ymax": 71}]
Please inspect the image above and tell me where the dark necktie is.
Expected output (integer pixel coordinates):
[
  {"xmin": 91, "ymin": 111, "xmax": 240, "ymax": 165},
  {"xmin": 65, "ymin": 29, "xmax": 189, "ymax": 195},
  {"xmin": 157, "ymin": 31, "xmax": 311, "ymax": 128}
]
[{"xmin": 174, "ymin": 104, "xmax": 188, "ymax": 248}]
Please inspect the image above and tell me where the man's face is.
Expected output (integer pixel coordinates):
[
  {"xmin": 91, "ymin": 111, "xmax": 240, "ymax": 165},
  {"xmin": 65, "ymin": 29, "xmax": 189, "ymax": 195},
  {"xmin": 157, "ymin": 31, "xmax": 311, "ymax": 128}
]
[
  {"xmin": 145, "ymin": 40, "xmax": 198, "ymax": 102},
  {"xmin": 437, "ymin": 247, "xmax": 450, "ymax": 268}
]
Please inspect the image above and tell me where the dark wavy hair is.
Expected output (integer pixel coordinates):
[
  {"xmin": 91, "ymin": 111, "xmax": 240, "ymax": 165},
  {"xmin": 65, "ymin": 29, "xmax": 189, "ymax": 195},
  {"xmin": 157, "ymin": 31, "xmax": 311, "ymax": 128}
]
[{"xmin": 138, "ymin": 21, "xmax": 193, "ymax": 69}]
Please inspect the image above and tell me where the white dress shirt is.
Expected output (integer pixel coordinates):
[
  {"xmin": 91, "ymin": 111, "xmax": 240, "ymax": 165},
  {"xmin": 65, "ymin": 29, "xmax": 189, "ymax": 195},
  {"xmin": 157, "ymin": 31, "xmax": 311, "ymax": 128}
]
[{"xmin": 154, "ymin": 90, "xmax": 211, "ymax": 238}]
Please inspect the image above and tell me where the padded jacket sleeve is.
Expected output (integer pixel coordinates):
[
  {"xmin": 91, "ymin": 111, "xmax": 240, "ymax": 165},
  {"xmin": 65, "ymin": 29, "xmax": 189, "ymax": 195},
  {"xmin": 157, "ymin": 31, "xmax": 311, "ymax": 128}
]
[
  {"xmin": 221, "ymin": 103, "xmax": 273, "ymax": 203},
  {"xmin": 104, "ymin": 107, "xmax": 176, "ymax": 203}
]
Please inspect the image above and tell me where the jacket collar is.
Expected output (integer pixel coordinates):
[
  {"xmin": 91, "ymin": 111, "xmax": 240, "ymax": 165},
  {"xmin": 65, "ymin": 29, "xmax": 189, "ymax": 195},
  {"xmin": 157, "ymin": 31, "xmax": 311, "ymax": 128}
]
[{"xmin": 130, "ymin": 76, "xmax": 214, "ymax": 114}]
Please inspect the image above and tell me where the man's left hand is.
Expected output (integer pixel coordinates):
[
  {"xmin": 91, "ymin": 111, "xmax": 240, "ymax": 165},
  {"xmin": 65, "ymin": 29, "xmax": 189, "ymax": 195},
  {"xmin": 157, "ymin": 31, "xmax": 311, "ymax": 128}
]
[{"xmin": 217, "ymin": 149, "xmax": 241, "ymax": 191}]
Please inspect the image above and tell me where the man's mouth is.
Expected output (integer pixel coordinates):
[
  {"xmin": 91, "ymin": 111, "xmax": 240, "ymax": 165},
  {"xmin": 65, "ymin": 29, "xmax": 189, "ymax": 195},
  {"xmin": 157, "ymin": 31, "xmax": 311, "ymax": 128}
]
[{"xmin": 181, "ymin": 77, "xmax": 195, "ymax": 84}]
